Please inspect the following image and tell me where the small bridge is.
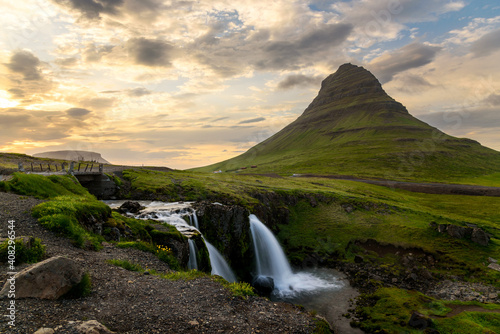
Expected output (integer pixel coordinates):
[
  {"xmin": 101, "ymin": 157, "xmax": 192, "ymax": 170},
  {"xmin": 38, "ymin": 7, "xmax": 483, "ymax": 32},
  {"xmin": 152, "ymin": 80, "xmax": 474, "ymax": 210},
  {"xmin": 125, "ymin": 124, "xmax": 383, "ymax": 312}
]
[
  {"xmin": 18, "ymin": 161, "xmax": 104, "ymax": 176},
  {"xmin": 17, "ymin": 162, "xmax": 117, "ymax": 198}
]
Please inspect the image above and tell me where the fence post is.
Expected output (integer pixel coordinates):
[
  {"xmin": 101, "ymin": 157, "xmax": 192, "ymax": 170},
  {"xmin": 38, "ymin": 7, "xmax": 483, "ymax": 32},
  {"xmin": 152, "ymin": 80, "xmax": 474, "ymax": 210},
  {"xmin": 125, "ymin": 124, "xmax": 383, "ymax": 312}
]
[{"xmin": 69, "ymin": 161, "xmax": 74, "ymax": 175}]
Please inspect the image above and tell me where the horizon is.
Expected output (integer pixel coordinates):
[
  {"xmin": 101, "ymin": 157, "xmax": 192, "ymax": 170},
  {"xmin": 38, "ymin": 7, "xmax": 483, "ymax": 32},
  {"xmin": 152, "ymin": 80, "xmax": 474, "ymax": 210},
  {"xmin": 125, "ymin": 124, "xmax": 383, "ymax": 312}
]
[{"xmin": 1, "ymin": 0, "xmax": 499, "ymax": 169}]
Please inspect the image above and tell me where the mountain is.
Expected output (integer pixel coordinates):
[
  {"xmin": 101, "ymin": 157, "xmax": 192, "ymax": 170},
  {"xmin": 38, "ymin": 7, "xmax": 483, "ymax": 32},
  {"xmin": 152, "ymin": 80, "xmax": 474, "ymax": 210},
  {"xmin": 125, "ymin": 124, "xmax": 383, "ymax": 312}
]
[
  {"xmin": 196, "ymin": 63, "xmax": 500, "ymax": 182},
  {"xmin": 33, "ymin": 150, "xmax": 110, "ymax": 164}
]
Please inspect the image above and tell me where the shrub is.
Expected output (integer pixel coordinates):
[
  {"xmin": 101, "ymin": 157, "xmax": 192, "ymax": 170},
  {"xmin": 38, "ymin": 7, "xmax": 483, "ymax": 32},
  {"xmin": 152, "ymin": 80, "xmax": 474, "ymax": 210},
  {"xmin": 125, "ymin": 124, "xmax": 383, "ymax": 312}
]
[
  {"xmin": 0, "ymin": 237, "xmax": 46, "ymax": 264},
  {"xmin": 156, "ymin": 244, "xmax": 180, "ymax": 270}
]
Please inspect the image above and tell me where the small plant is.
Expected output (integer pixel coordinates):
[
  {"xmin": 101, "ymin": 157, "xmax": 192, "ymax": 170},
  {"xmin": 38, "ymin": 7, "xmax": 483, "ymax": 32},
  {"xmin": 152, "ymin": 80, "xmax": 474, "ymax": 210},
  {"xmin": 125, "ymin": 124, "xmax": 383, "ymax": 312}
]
[
  {"xmin": 64, "ymin": 272, "xmax": 92, "ymax": 299},
  {"xmin": 0, "ymin": 237, "xmax": 46, "ymax": 265},
  {"xmin": 107, "ymin": 259, "xmax": 144, "ymax": 272},
  {"xmin": 161, "ymin": 269, "xmax": 208, "ymax": 281},
  {"xmin": 156, "ymin": 244, "xmax": 180, "ymax": 270},
  {"xmin": 226, "ymin": 281, "xmax": 256, "ymax": 299}
]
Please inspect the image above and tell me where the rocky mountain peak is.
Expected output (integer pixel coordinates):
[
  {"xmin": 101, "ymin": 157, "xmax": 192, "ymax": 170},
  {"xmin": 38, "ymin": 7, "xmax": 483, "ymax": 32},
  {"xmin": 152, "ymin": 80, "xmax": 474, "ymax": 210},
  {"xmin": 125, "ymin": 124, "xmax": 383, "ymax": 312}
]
[{"xmin": 303, "ymin": 63, "xmax": 397, "ymax": 114}]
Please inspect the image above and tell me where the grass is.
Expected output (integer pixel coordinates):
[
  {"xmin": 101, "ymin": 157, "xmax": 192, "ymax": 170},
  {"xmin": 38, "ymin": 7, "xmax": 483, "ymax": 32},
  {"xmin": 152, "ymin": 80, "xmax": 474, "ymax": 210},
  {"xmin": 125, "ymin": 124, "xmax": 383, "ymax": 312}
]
[
  {"xmin": 107, "ymin": 259, "xmax": 144, "ymax": 272},
  {"xmin": 0, "ymin": 237, "xmax": 46, "ymax": 265},
  {"xmin": 120, "ymin": 168, "xmax": 500, "ymax": 285},
  {"xmin": 32, "ymin": 195, "xmax": 110, "ymax": 250},
  {"xmin": 0, "ymin": 173, "xmax": 88, "ymax": 199},
  {"xmin": 351, "ymin": 287, "xmax": 500, "ymax": 333},
  {"xmin": 106, "ymin": 258, "xmax": 257, "ymax": 298}
]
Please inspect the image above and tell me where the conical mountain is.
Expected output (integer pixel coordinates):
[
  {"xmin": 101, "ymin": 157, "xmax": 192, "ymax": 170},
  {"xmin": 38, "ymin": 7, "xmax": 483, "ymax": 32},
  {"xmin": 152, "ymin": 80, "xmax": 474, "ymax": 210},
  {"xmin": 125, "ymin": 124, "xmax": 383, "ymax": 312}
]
[{"xmin": 197, "ymin": 64, "xmax": 500, "ymax": 182}]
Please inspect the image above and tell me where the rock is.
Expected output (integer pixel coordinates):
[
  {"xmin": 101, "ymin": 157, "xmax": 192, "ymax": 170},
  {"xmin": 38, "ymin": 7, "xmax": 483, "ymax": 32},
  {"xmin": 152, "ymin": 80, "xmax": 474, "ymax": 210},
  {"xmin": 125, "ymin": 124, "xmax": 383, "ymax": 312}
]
[
  {"xmin": 188, "ymin": 320, "xmax": 199, "ymax": 326},
  {"xmin": 252, "ymin": 276, "xmax": 275, "ymax": 296},
  {"xmin": 0, "ymin": 256, "xmax": 83, "ymax": 299},
  {"xmin": 488, "ymin": 257, "xmax": 498, "ymax": 263},
  {"xmin": 437, "ymin": 224, "xmax": 448, "ymax": 233},
  {"xmin": 74, "ymin": 320, "xmax": 114, "ymax": 333},
  {"xmin": 446, "ymin": 225, "xmax": 472, "ymax": 239},
  {"xmin": 471, "ymin": 228, "xmax": 490, "ymax": 246},
  {"xmin": 34, "ymin": 329, "xmax": 55, "ymax": 334},
  {"xmin": 408, "ymin": 312, "xmax": 433, "ymax": 329},
  {"xmin": 488, "ymin": 263, "xmax": 500, "ymax": 272},
  {"xmin": 117, "ymin": 201, "xmax": 145, "ymax": 214},
  {"xmin": 109, "ymin": 227, "xmax": 121, "ymax": 242},
  {"xmin": 354, "ymin": 255, "xmax": 364, "ymax": 263}
]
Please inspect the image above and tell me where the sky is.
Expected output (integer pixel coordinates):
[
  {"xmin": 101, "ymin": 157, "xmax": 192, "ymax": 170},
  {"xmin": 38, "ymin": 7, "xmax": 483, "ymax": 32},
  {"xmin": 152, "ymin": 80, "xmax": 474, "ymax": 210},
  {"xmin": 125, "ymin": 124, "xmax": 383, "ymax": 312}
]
[{"xmin": 0, "ymin": 0, "xmax": 499, "ymax": 169}]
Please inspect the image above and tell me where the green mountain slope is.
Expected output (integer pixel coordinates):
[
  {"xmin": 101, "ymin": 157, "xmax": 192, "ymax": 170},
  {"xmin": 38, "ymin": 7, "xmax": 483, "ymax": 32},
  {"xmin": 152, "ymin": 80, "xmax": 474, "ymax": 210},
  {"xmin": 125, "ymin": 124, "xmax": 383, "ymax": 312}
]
[{"xmin": 196, "ymin": 64, "xmax": 500, "ymax": 182}]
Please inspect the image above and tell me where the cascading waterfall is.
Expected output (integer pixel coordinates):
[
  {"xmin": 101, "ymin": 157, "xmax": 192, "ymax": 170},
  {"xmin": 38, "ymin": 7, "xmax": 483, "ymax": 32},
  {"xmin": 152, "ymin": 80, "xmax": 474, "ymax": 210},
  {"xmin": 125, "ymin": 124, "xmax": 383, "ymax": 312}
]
[
  {"xmin": 205, "ymin": 239, "xmax": 237, "ymax": 283},
  {"xmin": 250, "ymin": 214, "xmax": 337, "ymax": 297},
  {"xmin": 103, "ymin": 200, "xmax": 237, "ymax": 283},
  {"xmin": 192, "ymin": 212, "xmax": 199, "ymax": 230},
  {"xmin": 188, "ymin": 239, "xmax": 198, "ymax": 270}
]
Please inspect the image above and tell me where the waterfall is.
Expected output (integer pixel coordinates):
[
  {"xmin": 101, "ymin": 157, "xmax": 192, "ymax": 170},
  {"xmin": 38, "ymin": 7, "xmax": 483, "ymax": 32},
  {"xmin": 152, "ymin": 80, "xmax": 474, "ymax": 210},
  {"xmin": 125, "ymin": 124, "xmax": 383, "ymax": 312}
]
[
  {"xmin": 250, "ymin": 214, "xmax": 293, "ymax": 287},
  {"xmin": 250, "ymin": 214, "xmax": 336, "ymax": 296},
  {"xmin": 188, "ymin": 239, "xmax": 198, "ymax": 270},
  {"xmin": 205, "ymin": 240, "xmax": 237, "ymax": 283},
  {"xmin": 192, "ymin": 211, "xmax": 199, "ymax": 230}
]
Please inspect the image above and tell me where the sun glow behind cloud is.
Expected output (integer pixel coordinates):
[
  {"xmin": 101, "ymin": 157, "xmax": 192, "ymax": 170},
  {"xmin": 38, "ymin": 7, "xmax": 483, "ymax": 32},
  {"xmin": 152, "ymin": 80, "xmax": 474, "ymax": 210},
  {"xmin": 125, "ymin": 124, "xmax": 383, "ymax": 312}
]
[{"xmin": 0, "ymin": 0, "xmax": 499, "ymax": 168}]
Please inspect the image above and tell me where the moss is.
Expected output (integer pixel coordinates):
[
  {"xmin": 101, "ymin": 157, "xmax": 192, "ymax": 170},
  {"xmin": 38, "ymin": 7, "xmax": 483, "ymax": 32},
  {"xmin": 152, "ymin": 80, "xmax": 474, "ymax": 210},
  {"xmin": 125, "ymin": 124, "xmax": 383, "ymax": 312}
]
[
  {"xmin": 0, "ymin": 237, "xmax": 46, "ymax": 264},
  {"xmin": 312, "ymin": 317, "xmax": 333, "ymax": 334}
]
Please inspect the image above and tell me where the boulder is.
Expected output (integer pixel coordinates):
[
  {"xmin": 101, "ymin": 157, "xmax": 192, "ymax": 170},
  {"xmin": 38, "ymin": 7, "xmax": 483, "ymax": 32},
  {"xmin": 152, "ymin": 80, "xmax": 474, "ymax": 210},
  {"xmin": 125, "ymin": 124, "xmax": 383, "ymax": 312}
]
[
  {"xmin": 35, "ymin": 320, "xmax": 114, "ymax": 334},
  {"xmin": 74, "ymin": 320, "xmax": 115, "ymax": 333},
  {"xmin": 252, "ymin": 276, "xmax": 275, "ymax": 296},
  {"xmin": 471, "ymin": 228, "xmax": 490, "ymax": 246},
  {"xmin": 408, "ymin": 312, "xmax": 433, "ymax": 330},
  {"xmin": 446, "ymin": 225, "xmax": 472, "ymax": 239},
  {"xmin": 0, "ymin": 256, "xmax": 83, "ymax": 299},
  {"xmin": 117, "ymin": 201, "xmax": 145, "ymax": 214},
  {"xmin": 34, "ymin": 329, "xmax": 55, "ymax": 334}
]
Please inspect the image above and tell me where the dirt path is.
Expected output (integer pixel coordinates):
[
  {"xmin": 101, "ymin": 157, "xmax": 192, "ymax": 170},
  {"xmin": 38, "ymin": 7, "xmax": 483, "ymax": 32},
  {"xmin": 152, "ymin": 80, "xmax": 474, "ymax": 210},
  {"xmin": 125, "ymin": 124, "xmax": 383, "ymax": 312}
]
[
  {"xmin": 295, "ymin": 174, "xmax": 500, "ymax": 196},
  {"xmin": 0, "ymin": 192, "xmax": 317, "ymax": 333}
]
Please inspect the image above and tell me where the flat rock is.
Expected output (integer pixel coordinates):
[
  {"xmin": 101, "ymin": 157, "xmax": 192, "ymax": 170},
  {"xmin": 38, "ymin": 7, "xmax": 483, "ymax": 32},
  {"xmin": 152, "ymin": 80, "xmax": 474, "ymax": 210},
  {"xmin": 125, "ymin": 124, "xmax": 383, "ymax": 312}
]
[
  {"xmin": 0, "ymin": 256, "xmax": 83, "ymax": 299},
  {"xmin": 488, "ymin": 263, "xmax": 500, "ymax": 272}
]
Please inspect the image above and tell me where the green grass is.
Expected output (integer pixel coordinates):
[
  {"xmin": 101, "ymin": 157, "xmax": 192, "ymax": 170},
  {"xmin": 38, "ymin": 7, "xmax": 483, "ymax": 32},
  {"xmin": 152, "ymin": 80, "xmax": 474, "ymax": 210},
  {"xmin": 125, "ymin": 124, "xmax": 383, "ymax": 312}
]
[
  {"xmin": 0, "ymin": 237, "xmax": 46, "ymax": 265},
  {"xmin": 32, "ymin": 195, "xmax": 110, "ymax": 250},
  {"xmin": 107, "ymin": 259, "xmax": 144, "ymax": 272},
  {"xmin": 351, "ymin": 287, "xmax": 500, "ymax": 333},
  {"xmin": 0, "ymin": 173, "xmax": 88, "ymax": 199},
  {"xmin": 0, "ymin": 173, "xmax": 110, "ymax": 250}
]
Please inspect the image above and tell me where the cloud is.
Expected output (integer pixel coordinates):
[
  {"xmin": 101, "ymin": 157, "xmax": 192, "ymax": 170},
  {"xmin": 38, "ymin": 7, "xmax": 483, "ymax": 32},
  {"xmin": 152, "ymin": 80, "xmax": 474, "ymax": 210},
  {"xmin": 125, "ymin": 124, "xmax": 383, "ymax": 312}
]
[
  {"xmin": 256, "ymin": 23, "xmax": 353, "ymax": 70},
  {"xmin": 4, "ymin": 50, "xmax": 43, "ymax": 80},
  {"xmin": 83, "ymin": 44, "xmax": 115, "ymax": 63},
  {"xmin": 126, "ymin": 37, "xmax": 176, "ymax": 67},
  {"xmin": 8, "ymin": 88, "xmax": 25, "ymax": 99},
  {"xmin": 471, "ymin": 28, "xmax": 500, "ymax": 57},
  {"xmin": 238, "ymin": 117, "xmax": 266, "ymax": 124},
  {"xmin": 418, "ymin": 108, "xmax": 500, "ymax": 130},
  {"xmin": 55, "ymin": 57, "xmax": 79, "ymax": 67},
  {"xmin": 51, "ymin": 0, "xmax": 124, "ymax": 20},
  {"xmin": 277, "ymin": 74, "xmax": 322, "ymax": 90},
  {"xmin": 484, "ymin": 94, "xmax": 500, "ymax": 106},
  {"xmin": 66, "ymin": 107, "xmax": 92, "ymax": 118},
  {"xmin": 127, "ymin": 87, "xmax": 152, "ymax": 97},
  {"xmin": 368, "ymin": 43, "xmax": 441, "ymax": 83}
]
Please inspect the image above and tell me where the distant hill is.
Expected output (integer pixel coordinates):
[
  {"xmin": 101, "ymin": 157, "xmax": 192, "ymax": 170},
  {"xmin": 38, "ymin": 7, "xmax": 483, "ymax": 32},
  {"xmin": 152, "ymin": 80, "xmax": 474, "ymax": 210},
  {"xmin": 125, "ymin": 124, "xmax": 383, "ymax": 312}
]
[
  {"xmin": 195, "ymin": 63, "xmax": 500, "ymax": 182},
  {"xmin": 33, "ymin": 150, "xmax": 110, "ymax": 164}
]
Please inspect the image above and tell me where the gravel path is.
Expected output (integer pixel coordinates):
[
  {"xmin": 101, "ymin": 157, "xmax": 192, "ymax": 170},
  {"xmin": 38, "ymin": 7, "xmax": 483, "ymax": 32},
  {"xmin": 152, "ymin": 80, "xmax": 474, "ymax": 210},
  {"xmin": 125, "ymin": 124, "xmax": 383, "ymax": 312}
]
[{"xmin": 0, "ymin": 192, "xmax": 317, "ymax": 333}]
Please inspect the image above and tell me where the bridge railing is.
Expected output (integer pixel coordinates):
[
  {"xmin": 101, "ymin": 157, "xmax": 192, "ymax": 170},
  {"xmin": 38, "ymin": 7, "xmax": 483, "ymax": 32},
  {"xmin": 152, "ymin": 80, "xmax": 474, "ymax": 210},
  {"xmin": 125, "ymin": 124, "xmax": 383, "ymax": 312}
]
[{"xmin": 17, "ymin": 162, "xmax": 104, "ymax": 175}]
